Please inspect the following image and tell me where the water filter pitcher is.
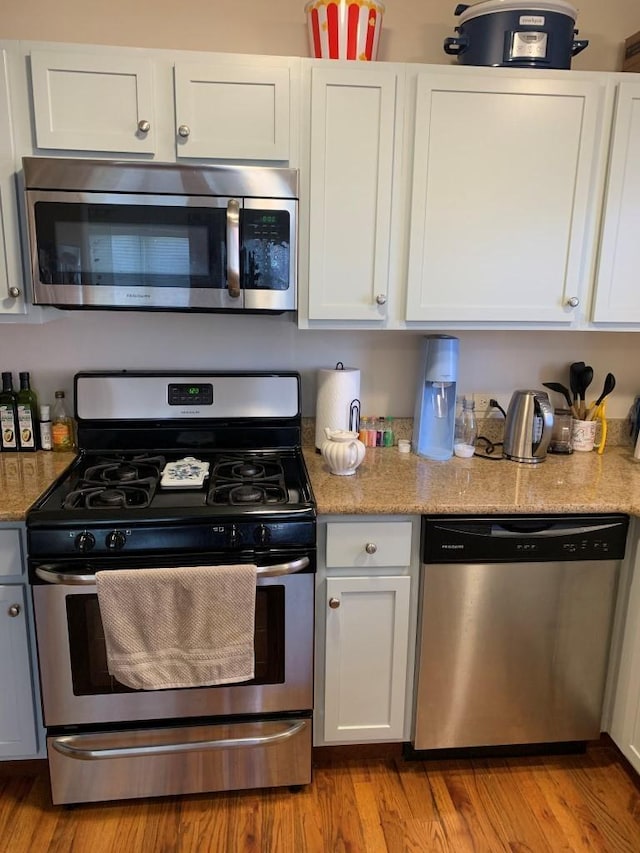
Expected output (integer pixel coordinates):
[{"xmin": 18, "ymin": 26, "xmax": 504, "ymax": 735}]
[{"xmin": 413, "ymin": 335, "xmax": 459, "ymax": 460}]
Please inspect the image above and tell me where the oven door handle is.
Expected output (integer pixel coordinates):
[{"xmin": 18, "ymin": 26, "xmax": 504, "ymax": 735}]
[
  {"xmin": 34, "ymin": 556, "xmax": 310, "ymax": 585},
  {"xmin": 50, "ymin": 719, "xmax": 307, "ymax": 760}
]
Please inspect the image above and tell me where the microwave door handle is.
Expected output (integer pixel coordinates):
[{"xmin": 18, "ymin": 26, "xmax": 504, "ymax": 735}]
[
  {"xmin": 34, "ymin": 556, "xmax": 310, "ymax": 585},
  {"xmin": 226, "ymin": 198, "xmax": 241, "ymax": 299}
]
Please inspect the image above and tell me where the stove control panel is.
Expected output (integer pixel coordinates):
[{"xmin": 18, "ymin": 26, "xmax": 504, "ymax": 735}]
[{"xmin": 30, "ymin": 519, "xmax": 316, "ymax": 557}]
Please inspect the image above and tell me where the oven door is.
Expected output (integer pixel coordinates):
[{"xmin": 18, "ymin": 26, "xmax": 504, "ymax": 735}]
[
  {"xmin": 26, "ymin": 191, "xmax": 295, "ymax": 313},
  {"xmin": 32, "ymin": 557, "xmax": 313, "ymax": 728}
]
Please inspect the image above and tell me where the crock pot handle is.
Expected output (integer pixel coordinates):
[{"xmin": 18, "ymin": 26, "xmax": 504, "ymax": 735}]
[
  {"xmin": 454, "ymin": 4, "xmax": 469, "ymax": 14},
  {"xmin": 444, "ymin": 36, "xmax": 469, "ymax": 55},
  {"xmin": 571, "ymin": 38, "xmax": 589, "ymax": 57}
]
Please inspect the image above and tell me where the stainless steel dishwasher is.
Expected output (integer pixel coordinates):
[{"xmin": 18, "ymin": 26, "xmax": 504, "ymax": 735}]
[{"xmin": 412, "ymin": 514, "xmax": 628, "ymax": 752}]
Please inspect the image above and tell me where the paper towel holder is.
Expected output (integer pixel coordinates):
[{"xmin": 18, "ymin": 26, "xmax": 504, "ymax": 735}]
[{"xmin": 349, "ymin": 398, "xmax": 361, "ymax": 432}]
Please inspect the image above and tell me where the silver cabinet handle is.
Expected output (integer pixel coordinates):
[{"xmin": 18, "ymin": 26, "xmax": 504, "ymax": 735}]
[
  {"xmin": 51, "ymin": 720, "xmax": 307, "ymax": 760},
  {"xmin": 8, "ymin": 287, "xmax": 20, "ymax": 298},
  {"xmin": 137, "ymin": 119, "xmax": 151, "ymax": 133},
  {"xmin": 35, "ymin": 557, "xmax": 310, "ymax": 586},
  {"xmin": 365, "ymin": 542, "xmax": 377, "ymax": 554},
  {"xmin": 329, "ymin": 597, "xmax": 340, "ymax": 609},
  {"xmin": 8, "ymin": 604, "xmax": 21, "ymax": 617},
  {"xmin": 375, "ymin": 294, "xmax": 387, "ymax": 305},
  {"xmin": 177, "ymin": 124, "xmax": 191, "ymax": 138},
  {"xmin": 226, "ymin": 198, "xmax": 241, "ymax": 299},
  {"xmin": 566, "ymin": 297, "xmax": 579, "ymax": 308}
]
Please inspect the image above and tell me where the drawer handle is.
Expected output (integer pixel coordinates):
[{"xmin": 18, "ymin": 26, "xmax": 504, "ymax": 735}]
[
  {"xmin": 365, "ymin": 542, "xmax": 377, "ymax": 555},
  {"xmin": 329, "ymin": 597, "xmax": 341, "ymax": 609}
]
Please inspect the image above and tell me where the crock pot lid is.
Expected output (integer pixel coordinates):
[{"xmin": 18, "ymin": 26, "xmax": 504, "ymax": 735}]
[{"xmin": 457, "ymin": 0, "xmax": 578, "ymax": 25}]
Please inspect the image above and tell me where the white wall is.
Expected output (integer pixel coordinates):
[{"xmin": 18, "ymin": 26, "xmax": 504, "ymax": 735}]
[{"xmin": 1, "ymin": 1, "xmax": 640, "ymax": 420}]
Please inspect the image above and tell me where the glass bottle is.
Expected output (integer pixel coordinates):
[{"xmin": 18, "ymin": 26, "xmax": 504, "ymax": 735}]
[
  {"xmin": 39, "ymin": 404, "xmax": 53, "ymax": 451},
  {"xmin": 0, "ymin": 371, "xmax": 19, "ymax": 451},
  {"xmin": 51, "ymin": 390, "xmax": 76, "ymax": 452},
  {"xmin": 454, "ymin": 396, "xmax": 477, "ymax": 458},
  {"xmin": 16, "ymin": 371, "xmax": 38, "ymax": 451},
  {"xmin": 383, "ymin": 416, "xmax": 394, "ymax": 447}
]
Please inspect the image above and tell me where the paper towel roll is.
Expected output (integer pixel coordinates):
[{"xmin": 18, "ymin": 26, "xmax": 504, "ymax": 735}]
[{"xmin": 315, "ymin": 365, "xmax": 361, "ymax": 450}]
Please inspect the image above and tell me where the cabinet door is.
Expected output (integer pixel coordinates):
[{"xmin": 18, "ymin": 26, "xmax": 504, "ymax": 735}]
[
  {"xmin": 307, "ymin": 65, "xmax": 400, "ymax": 321},
  {"xmin": 406, "ymin": 73, "xmax": 604, "ymax": 324},
  {"xmin": 0, "ymin": 586, "xmax": 38, "ymax": 757},
  {"xmin": 0, "ymin": 528, "xmax": 23, "ymax": 577},
  {"xmin": 591, "ymin": 82, "xmax": 640, "ymax": 324},
  {"xmin": 0, "ymin": 49, "xmax": 26, "ymax": 316},
  {"xmin": 173, "ymin": 62, "xmax": 290, "ymax": 160},
  {"xmin": 323, "ymin": 575, "xmax": 410, "ymax": 742},
  {"xmin": 30, "ymin": 50, "xmax": 156, "ymax": 154}
]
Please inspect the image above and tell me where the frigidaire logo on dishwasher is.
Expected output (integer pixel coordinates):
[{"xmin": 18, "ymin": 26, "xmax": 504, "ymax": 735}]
[{"xmin": 442, "ymin": 544, "xmax": 464, "ymax": 549}]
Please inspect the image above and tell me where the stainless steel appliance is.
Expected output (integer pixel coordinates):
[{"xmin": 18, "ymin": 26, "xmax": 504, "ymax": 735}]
[
  {"xmin": 23, "ymin": 157, "xmax": 298, "ymax": 313},
  {"xmin": 503, "ymin": 389, "xmax": 554, "ymax": 463},
  {"xmin": 412, "ymin": 514, "xmax": 628, "ymax": 752},
  {"xmin": 27, "ymin": 371, "xmax": 316, "ymax": 804}
]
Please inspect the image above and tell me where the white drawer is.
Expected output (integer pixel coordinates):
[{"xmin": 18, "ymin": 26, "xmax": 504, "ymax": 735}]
[
  {"xmin": 0, "ymin": 528, "xmax": 23, "ymax": 577},
  {"xmin": 326, "ymin": 521, "xmax": 412, "ymax": 568}
]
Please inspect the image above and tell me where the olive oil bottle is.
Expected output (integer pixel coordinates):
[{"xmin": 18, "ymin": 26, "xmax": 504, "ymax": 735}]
[
  {"xmin": 51, "ymin": 390, "xmax": 76, "ymax": 452},
  {"xmin": 0, "ymin": 371, "xmax": 19, "ymax": 451},
  {"xmin": 16, "ymin": 371, "xmax": 38, "ymax": 451}
]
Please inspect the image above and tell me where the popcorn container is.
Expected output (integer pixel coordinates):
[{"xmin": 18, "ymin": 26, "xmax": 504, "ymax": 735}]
[{"xmin": 305, "ymin": 0, "xmax": 385, "ymax": 61}]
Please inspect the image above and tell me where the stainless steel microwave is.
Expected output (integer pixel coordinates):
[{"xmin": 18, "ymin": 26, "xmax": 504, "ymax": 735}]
[{"xmin": 22, "ymin": 157, "xmax": 298, "ymax": 313}]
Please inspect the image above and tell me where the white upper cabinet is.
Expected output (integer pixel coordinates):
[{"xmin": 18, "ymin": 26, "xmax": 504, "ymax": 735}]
[
  {"xmin": 591, "ymin": 81, "xmax": 640, "ymax": 325},
  {"xmin": 28, "ymin": 47, "xmax": 296, "ymax": 163},
  {"xmin": 304, "ymin": 63, "xmax": 402, "ymax": 322},
  {"xmin": 0, "ymin": 47, "xmax": 27, "ymax": 316},
  {"xmin": 405, "ymin": 71, "xmax": 609, "ymax": 326},
  {"xmin": 30, "ymin": 50, "xmax": 157, "ymax": 154},
  {"xmin": 173, "ymin": 61, "xmax": 291, "ymax": 161}
]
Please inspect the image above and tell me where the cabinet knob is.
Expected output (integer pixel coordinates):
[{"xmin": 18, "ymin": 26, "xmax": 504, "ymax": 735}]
[
  {"xmin": 8, "ymin": 604, "xmax": 21, "ymax": 617},
  {"xmin": 137, "ymin": 119, "xmax": 151, "ymax": 133},
  {"xmin": 365, "ymin": 542, "xmax": 377, "ymax": 555},
  {"xmin": 375, "ymin": 294, "xmax": 387, "ymax": 306},
  {"xmin": 8, "ymin": 286, "xmax": 20, "ymax": 298},
  {"xmin": 566, "ymin": 296, "xmax": 580, "ymax": 308},
  {"xmin": 328, "ymin": 597, "xmax": 341, "ymax": 609},
  {"xmin": 178, "ymin": 124, "xmax": 191, "ymax": 138}
]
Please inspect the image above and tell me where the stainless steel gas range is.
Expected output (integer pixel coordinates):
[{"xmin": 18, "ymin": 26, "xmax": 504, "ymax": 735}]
[{"xmin": 26, "ymin": 371, "xmax": 316, "ymax": 805}]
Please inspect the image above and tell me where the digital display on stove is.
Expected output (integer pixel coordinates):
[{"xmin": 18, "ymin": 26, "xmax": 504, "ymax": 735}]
[{"xmin": 168, "ymin": 383, "xmax": 213, "ymax": 406}]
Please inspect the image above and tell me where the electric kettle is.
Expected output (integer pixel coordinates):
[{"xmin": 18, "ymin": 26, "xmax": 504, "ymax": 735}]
[{"xmin": 503, "ymin": 390, "xmax": 554, "ymax": 464}]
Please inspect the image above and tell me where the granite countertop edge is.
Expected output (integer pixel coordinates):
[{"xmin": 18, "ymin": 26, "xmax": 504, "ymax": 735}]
[{"xmin": 2, "ymin": 446, "xmax": 640, "ymax": 522}]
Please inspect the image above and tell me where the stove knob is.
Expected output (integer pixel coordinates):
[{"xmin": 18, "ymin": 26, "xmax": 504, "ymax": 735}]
[
  {"xmin": 255, "ymin": 525, "xmax": 271, "ymax": 546},
  {"xmin": 75, "ymin": 531, "xmax": 96, "ymax": 552},
  {"xmin": 228, "ymin": 525, "xmax": 241, "ymax": 548},
  {"xmin": 106, "ymin": 530, "xmax": 127, "ymax": 551}
]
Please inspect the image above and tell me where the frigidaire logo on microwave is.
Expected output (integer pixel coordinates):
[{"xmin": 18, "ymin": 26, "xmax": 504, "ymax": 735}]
[{"xmin": 23, "ymin": 156, "xmax": 299, "ymax": 316}]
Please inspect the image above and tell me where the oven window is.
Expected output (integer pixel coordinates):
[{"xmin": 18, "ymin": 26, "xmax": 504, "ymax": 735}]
[
  {"xmin": 65, "ymin": 587, "xmax": 285, "ymax": 694},
  {"xmin": 33, "ymin": 201, "xmax": 226, "ymax": 289}
]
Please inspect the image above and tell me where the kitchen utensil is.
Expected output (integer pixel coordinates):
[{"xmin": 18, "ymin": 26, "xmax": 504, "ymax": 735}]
[
  {"xmin": 542, "ymin": 381, "xmax": 578, "ymax": 418},
  {"xmin": 569, "ymin": 361, "xmax": 585, "ymax": 410},
  {"xmin": 443, "ymin": 1, "xmax": 589, "ymax": 69},
  {"xmin": 577, "ymin": 364, "xmax": 594, "ymax": 420},
  {"xmin": 571, "ymin": 418, "xmax": 597, "ymax": 452},
  {"xmin": 587, "ymin": 372, "xmax": 616, "ymax": 421},
  {"xmin": 587, "ymin": 399, "xmax": 608, "ymax": 454},
  {"xmin": 503, "ymin": 389, "xmax": 554, "ymax": 464},
  {"xmin": 321, "ymin": 428, "xmax": 366, "ymax": 475}
]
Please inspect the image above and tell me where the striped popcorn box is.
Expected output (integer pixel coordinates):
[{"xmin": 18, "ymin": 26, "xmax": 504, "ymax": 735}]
[{"xmin": 305, "ymin": 0, "xmax": 385, "ymax": 61}]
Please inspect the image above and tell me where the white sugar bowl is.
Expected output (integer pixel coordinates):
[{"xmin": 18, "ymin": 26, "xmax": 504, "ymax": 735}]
[{"xmin": 321, "ymin": 428, "xmax": 366, "ymax": 476}]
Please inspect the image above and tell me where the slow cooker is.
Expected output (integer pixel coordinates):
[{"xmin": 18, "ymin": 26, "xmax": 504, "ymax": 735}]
[{"xmin": 443, "ymin": 0, "xmax": 589, "ymax": 68}]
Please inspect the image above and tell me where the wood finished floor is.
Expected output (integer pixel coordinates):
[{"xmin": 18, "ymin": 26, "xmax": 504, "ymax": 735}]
[{"xmin": 1, "ymin": 742, "xmax": 640, "ymax": 852}]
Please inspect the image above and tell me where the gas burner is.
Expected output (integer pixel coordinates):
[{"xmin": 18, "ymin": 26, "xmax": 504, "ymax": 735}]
[
  {"xmin": 63, "ymin": 476, "xmax": 158, "ymax": 510},
  {"xmin": 235, "ymin": 462, "xmax": 265, "ymax": 479},
  {"xmin": 84, "ymin": 455, "xmax": 166, "ymax": 484},
  {"xmin": 206, "ymin": 454, "xmax": 288, "ymax": 507},
  {"xmin": 209, "ymin": 482, "xmax": 288, "ymax": 506}
]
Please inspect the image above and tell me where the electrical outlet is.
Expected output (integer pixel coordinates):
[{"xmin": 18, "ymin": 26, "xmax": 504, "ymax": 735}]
[{"xmin": 473, "ymin": 393, "xmax": 493, "ymax": 414}]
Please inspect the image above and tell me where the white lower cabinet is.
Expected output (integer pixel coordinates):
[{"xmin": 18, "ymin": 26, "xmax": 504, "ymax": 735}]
[
  {"xmin": 609, "ymin": 520, "xmax": 640, "ymax": 774},
  {"xmin": 315, "ymin": 517, "xmax": 419, "ymax": 746},
  {"xmin": 0, "ymin": 526, "xmax": 43, "ymax": 760}
]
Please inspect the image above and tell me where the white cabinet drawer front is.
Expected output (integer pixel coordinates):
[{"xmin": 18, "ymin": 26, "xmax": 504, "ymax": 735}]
[
  {"xmin": 326, "ymin": 521, "xmax": 412, "ymax": 568},
  {"xmin": 0, "ymin": 528, "xmax": 23, "ymax": 577},
  {"xmin": 30, "ymin": 50, "xmax": 156, "ymax": 154}
]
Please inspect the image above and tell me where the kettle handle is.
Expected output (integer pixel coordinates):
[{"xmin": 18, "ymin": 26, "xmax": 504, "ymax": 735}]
[{"xmin": 533, "ymin": 393, "xmax": 554, "ymax": 457}]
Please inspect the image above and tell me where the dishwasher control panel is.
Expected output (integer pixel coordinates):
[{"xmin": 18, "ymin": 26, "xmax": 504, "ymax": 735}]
[{"xmin": 423, "ymin": 514, "xmax": 629, "ymax": 563}]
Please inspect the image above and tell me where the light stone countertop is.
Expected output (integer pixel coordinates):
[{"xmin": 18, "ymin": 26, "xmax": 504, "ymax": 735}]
[
  {"xmin": 303, "ymin": 445, "xmax": 640, "ymax": 517},
  {"xmin": 3, "ymin": 445, "xmax": 640, "ymax": 522}
]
